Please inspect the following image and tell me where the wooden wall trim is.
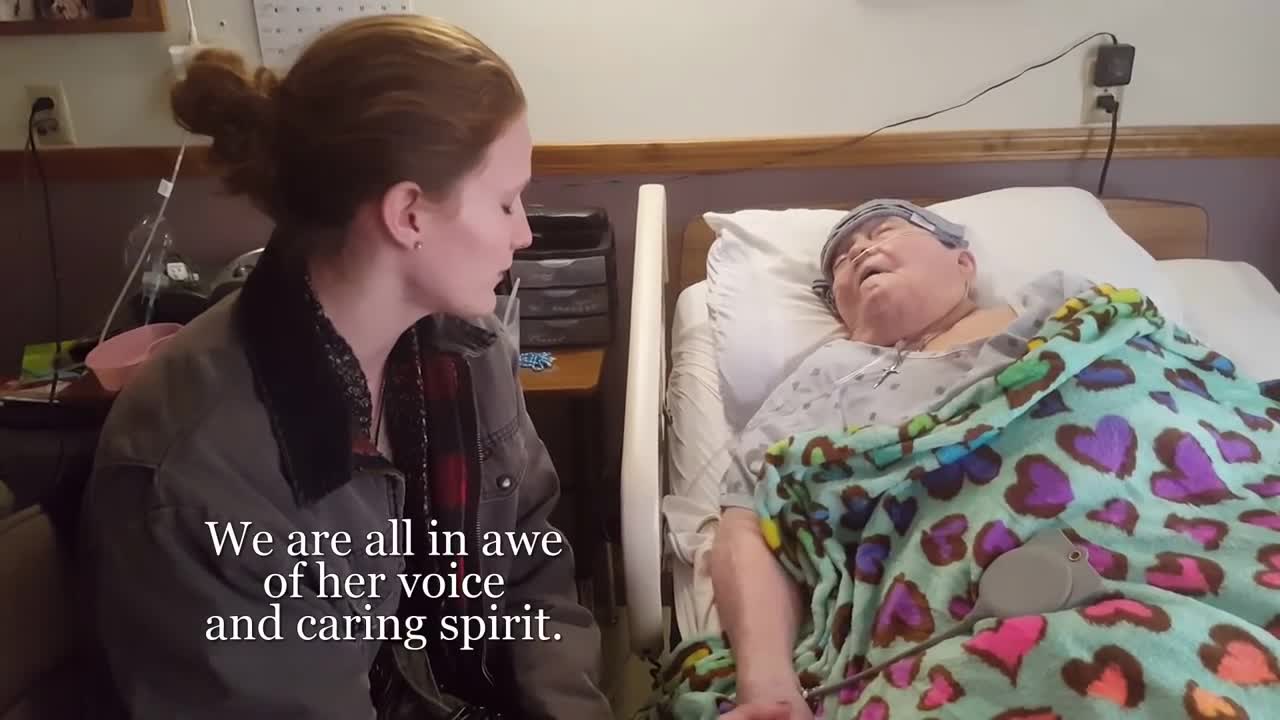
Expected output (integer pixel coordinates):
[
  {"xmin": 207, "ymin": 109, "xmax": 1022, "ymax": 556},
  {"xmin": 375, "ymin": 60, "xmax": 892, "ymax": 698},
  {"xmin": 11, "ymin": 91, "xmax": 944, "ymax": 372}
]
[{"xmin": 3, "ymin": 124, "xmax": 1279, "ymax": 183}]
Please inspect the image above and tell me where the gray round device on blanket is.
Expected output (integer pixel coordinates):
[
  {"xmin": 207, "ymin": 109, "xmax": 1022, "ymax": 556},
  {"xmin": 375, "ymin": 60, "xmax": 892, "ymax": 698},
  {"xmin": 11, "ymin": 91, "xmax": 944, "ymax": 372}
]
[{"xmin": 796, "ymin": 527, "xmax": 1105, "ymax": 705}]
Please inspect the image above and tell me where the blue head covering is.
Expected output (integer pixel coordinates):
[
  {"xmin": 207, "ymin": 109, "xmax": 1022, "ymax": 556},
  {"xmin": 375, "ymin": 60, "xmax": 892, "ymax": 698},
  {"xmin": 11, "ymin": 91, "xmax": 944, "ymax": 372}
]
[{"xmin": 811, "ymin": 199, "xmax": 968, "ymax": 311}]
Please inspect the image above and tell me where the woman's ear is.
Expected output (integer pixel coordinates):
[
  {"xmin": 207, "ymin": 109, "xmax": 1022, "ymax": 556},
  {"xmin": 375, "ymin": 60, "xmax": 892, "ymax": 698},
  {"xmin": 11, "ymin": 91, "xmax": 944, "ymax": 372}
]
[
  {"xmin": 957, "ymin": 249, "xmax": 977, "ymax": 279},
  {"xmin": 379, "ymin": 181, "xmax": 428, "ymax": 252}
]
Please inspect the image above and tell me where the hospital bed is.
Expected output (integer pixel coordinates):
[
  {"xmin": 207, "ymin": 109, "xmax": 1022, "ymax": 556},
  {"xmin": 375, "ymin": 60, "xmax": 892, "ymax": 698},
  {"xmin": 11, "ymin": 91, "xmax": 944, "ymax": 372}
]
[{"xmin": 620, "ymin": 183, "xmax": 1280, "ymax": 660}]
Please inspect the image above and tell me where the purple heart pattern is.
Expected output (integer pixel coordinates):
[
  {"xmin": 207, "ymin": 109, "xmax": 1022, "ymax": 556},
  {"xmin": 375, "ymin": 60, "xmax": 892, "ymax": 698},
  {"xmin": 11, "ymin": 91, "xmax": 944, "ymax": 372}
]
[
  {"xmin": 1006, "ymin": 455, "xmax": 1074, "ymax": 518},
  {"xmin": 1127, "ymin": 335, "xmax": 1164, "ymax": 357},
  {"xmin": 975, "ymin": 520, "xmax": 1022, "ymax": 568},
  {"xmin": 922, "ymin": 514, "xmax": 969, "ymax": 566},
  {"xmin": 1236, "ymin": 407, "xmax": 1274, "ymax": 432},
  {"xmin": 949, "ymin": 592, "xmax": 975, "ymax": 621},
  {"xmin": 885, "ymin": 654, "xmax": 921, "ymax": 689},
  {"xmin": 1150, "ymin": 391, "xmax": 1179, "ymax": 413},
  {"xmin": 1166, "ymin": 368, "xmax": 1216, "ymax": 402},
  {"xmin": 1199, "ymin": 421, "xmax": 1261, "ymax": 464},
  {"xmin": 1030, "ymin": 390, "xmax": 1071, "ymax": 419},
  {"xmin": 919, "ymin": 446, "xmax": 1002, "ymax": 501},
  {"xmin": 1087, "ymin": 498, "xmax": 1139, "ymax": 536},
  {"xmin": 841, "ymin": 485, "xmax": 878, "ymax": 532},
  {"xmin": 1057, "ymin": 414, "xmax": 1138, "ymax": 478},
  {"xmin": 1245, "ymin": 476, "xmax": 1280, "ymax": 498},
  {"xmin": 883, "ymin": 495, "xmax": 918, "ymax": 537},
  {"xmin": 1077, "ymin": 359, "xmax": 1136, "ymax": 392},
  {"xmin": 1150, "ymin": 429, "xmax": 1239, "ymax": 506},
  {"xmin": 873, "ymin": 574, "xmax": 935, "ymax": 648},
  {"xmin": 854, "ymin": 535, "xmax": 891, "ymax": 586}
]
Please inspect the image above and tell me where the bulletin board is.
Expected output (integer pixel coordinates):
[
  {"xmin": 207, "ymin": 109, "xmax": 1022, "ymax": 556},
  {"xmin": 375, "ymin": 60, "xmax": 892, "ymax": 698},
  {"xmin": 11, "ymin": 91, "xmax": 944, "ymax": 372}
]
[{"xmin": 253, "ymin": 1, "xmax": 418, "ymax": 68}]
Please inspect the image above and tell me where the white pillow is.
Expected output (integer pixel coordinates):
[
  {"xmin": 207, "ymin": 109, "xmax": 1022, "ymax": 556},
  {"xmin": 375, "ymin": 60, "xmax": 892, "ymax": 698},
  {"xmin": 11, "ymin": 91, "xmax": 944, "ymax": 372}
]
[
  {"xmin": 705, "ymin": 207, "xmax": 848, "ymax": 429},
  {"xmin": 704, "ymin": 186, "xmax": 1186, "ymax": 430},
  {"xmin": 1157, "ymin": 259, "xmax": 1280, "ymax": 381}
]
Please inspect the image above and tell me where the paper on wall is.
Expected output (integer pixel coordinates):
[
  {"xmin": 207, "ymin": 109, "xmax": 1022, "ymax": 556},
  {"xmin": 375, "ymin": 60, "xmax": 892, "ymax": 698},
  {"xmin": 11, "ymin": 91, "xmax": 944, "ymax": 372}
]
[{"xmin": 253, "ymin": 1, "xmax": 417, "ymax": 69}]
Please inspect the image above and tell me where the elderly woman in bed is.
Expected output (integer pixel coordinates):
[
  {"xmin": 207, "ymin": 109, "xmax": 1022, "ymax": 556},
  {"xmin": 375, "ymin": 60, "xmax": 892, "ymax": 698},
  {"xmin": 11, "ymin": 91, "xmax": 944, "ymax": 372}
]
[{"xmin": 711, "ymin": 200, "xmax": 1094, "ymax": 719}]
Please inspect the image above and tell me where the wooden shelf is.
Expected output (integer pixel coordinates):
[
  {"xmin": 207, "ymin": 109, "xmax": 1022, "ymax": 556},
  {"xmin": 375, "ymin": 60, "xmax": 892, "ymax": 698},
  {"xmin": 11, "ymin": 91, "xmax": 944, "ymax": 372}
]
[{"xmin": 0, "ymin": 1, "xmax": 165, "ymax": 35}]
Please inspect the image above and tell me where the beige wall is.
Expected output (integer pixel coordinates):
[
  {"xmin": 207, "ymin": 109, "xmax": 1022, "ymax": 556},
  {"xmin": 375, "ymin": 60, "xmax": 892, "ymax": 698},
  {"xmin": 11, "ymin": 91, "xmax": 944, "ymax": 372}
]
[{"xmin": 3, "ymin": 0, "xmax": 1280, "ymax": 150}]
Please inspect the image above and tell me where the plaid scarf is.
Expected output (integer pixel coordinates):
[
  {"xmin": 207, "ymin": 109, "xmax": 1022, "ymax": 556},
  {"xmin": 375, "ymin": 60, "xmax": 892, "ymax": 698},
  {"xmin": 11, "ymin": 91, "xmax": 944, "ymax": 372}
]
[{"xmin": 301, "ymin": 277, "xmax": 488, "ymax": 706}]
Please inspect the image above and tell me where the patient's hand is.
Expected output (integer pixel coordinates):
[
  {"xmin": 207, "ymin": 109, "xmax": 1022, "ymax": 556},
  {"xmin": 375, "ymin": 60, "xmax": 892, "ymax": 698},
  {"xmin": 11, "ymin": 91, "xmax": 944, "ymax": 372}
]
[
  {"xmin": 720, "ymin": 700, "xmax": 810, "ymax": 720},
  {"xmin": 719, "ymin": 703, "xmax": 795, "ymax": 719},
  {"xmin": 724, "ymin": 681, "xmax": 812, "ymax": 719}
]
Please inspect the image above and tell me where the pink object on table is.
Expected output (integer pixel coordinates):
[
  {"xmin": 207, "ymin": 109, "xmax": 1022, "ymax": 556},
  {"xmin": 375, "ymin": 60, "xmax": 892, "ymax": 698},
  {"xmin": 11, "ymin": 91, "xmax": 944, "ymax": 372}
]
[{"xmin": 85, "ymin": 323, "xmax": 183, "ymax": 391}]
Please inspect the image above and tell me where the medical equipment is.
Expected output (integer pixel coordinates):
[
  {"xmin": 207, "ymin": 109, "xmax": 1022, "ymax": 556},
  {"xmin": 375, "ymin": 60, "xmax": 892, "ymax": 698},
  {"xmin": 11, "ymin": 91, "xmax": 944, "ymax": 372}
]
[
  {"xmin": 796, "ymin": 527, "xmax": 1104, "ymax": 705},
  {"xmin": 99, "ymin": 0, "xmax": 202, "ymax": 343}
]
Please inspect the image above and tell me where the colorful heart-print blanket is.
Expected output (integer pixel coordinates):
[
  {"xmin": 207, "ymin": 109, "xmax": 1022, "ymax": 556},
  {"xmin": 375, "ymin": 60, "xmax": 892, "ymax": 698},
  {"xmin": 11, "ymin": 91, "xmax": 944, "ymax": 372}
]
[{"xmin": 645, "ymin": 284, "xmax": 1280, "ymax": 720}]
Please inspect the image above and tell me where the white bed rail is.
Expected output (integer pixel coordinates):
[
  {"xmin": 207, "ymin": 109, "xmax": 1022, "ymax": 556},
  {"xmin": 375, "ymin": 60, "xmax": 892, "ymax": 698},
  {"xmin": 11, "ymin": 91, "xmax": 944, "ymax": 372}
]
[{"xmin": 621, "ymin": 183, "xmax": 668, "ymax": 659}]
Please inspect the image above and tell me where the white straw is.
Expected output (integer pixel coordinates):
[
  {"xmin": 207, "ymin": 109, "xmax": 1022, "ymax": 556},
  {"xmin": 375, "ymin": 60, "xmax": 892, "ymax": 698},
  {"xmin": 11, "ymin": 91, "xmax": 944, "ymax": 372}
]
[{"xmin": 502, "ymin": 277, "xmax": 521, "ymax": 328}]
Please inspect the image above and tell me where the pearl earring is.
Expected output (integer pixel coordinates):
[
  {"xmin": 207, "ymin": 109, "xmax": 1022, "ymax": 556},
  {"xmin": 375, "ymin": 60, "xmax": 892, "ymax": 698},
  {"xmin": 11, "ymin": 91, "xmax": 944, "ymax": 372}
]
[{"xmin": 413, "ymin": 241, "xmax": 423, "ymax": 250}]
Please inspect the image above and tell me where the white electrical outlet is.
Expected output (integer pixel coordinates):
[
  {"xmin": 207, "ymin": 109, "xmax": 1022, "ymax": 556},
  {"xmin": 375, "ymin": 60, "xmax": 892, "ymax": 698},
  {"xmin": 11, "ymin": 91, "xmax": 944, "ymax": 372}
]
[{"xmin": 24, "ymin": 83, "xmax": 77, "ymax": 146}]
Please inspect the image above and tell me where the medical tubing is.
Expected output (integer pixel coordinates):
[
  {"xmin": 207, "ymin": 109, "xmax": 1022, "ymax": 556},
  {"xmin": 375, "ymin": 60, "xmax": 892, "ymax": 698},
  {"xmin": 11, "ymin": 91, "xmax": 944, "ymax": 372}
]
[
  {"xmin": 98, "ymin": 136, "xmax": 188, "ymax": 344},
  {"xmin": 800, "ymin": 612, "xmax": 987, "ymax": 703}
]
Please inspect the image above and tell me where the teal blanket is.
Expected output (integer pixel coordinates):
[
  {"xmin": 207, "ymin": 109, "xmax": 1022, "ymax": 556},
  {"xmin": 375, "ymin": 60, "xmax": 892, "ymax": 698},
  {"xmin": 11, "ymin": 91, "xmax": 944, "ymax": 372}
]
[{"xmin": 647, "ymin": 284, "xmax": 1280, "ymax": 719}]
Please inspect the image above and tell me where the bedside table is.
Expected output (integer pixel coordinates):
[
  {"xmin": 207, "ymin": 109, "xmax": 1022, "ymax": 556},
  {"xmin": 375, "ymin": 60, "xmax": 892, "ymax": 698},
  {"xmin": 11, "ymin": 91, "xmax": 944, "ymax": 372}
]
[
  {"xmin": 519, "ymin": 347, "xmax": 614, "ymax": 622},
  {"xmin": 519, "ymin": 348, "xmax": 605, "ymax": 396}
]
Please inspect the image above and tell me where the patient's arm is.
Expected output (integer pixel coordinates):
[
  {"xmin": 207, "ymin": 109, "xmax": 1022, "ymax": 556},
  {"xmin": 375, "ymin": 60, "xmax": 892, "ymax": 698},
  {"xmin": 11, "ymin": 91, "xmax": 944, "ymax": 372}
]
[{"xmin": 711, "ymin": 508, "xmax": 808, "ymax": 707}]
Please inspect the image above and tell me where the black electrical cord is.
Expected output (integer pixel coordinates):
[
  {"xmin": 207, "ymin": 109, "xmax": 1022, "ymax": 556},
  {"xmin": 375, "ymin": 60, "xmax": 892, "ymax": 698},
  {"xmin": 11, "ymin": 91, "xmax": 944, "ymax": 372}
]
[
  {"xmin": 26, "ymin": 100, "xmax": 69, "ymax": 505},
  {"xmin": 28, "ymin": 100, "xmax": 61, "ymax": 405},
  {"xmin": 1097, "ymin": 98, "xmax": 1120, "ymax": 196},
  {"xmin": 744, "ymin": 32, "xmax": 1122, "ymax": 172},
  {"xmin": 546, "ymin": 32, "xmax": 1120, "ymax": 189}
]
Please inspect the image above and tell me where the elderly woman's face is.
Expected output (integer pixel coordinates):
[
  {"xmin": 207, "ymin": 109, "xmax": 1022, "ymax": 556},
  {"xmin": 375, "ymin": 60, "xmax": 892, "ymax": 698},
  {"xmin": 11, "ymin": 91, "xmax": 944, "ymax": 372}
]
[{"xmin": 830, "ymin": 216, "xmax": 976, "ymax": 346}]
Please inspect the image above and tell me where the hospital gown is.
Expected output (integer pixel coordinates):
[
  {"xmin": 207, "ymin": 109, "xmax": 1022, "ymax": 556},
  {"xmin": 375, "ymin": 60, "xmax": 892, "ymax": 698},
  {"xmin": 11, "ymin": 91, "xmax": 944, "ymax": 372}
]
[{"xmin": 720, "ymin": 270, "xmax": 1096, "ymax": 510}]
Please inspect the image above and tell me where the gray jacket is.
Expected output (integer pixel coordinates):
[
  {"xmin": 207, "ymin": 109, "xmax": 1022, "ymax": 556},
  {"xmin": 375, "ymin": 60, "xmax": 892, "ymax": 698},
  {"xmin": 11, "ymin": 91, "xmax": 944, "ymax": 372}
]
[{"xmin": 79, "ymin": 243, "xmax": 612, "ymax": 719}]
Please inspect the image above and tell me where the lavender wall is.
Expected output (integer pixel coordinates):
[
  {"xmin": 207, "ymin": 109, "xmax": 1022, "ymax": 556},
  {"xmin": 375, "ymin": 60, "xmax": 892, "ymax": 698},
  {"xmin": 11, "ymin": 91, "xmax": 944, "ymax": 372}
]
[{"xmin": 4, "ymin": 156, "xmax": 1279, "ymax": 466}]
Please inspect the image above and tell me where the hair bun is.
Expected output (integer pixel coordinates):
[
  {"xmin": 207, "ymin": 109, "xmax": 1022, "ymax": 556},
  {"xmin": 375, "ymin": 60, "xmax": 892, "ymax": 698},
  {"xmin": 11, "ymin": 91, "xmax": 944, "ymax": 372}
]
[{"xmin": 171, "ymin": 48, "xmax": 281, "ymax": 212}]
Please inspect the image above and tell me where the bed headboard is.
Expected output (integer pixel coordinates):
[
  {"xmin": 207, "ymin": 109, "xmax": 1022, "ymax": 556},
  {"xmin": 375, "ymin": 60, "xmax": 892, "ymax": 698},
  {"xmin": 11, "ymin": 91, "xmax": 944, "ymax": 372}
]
[{"xmin": 675, "ymin": 197, "xmax": 1208, "ymax": 293}]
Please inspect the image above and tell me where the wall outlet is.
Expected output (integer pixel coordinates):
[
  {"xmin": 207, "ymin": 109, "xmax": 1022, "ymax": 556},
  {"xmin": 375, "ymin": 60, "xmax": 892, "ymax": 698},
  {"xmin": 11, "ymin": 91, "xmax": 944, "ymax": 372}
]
[
  {"xmin": 25, "ymin": 83, "xmax": 77, "ymax": 146},
  {"xmin": 1082, "ymin": 87, "xmax": 1124, "ymax": 125}
]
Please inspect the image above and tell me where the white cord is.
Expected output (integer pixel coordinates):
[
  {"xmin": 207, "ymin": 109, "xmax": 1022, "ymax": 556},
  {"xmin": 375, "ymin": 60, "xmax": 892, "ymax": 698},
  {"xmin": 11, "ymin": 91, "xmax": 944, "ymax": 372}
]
[
  {"xmin": 97, "ymin": 135, "xmax": 189, "ymax": 344},
  {"xmin": 185, "ymin": 0, "xmax": 199, "ymax": 44}
]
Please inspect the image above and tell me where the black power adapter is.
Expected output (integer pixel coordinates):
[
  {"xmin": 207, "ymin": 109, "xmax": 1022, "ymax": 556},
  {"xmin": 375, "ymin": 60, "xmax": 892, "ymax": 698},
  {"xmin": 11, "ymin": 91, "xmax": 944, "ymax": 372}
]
[{"xmin": 1093, "ymin": 43, "xmax": 1136, "ymax": 87}]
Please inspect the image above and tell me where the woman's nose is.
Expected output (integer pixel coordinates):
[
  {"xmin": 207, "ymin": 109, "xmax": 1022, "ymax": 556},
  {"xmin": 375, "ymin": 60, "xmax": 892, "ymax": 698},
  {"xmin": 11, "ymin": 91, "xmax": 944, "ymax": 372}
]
[{"xmin": 514, "ymin": 221, "xmax": 533, "ymax": 251}]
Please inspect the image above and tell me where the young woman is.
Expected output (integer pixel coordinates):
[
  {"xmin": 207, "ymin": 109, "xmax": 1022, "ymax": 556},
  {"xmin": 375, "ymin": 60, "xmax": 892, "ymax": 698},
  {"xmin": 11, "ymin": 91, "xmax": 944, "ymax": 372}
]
[{"xmin": 80, "ymin": 15, "xmax": 612, "ymax": 719}]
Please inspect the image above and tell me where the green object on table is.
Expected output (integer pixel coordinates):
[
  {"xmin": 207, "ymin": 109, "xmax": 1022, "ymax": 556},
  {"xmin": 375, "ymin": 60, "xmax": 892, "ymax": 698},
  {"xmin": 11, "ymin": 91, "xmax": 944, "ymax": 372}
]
[{"xmin": 19, "ymin": 339, "xmax": 87, "ymax": 384}]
